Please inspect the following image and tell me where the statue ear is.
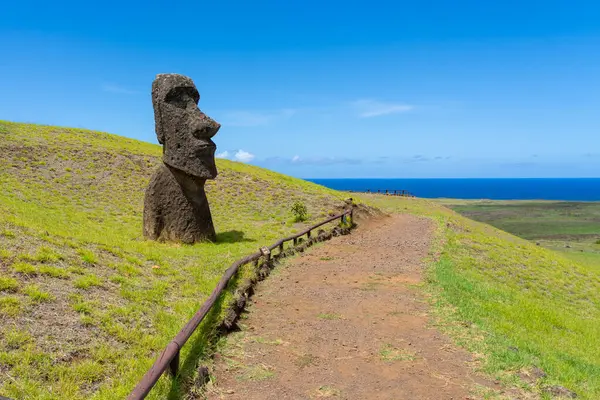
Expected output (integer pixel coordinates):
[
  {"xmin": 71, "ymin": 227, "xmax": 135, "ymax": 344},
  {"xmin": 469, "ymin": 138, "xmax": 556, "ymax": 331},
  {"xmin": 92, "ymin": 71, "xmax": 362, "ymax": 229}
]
[{"xmin": 151, "ymin": 80, "xmax": 165, "ymax": 144}]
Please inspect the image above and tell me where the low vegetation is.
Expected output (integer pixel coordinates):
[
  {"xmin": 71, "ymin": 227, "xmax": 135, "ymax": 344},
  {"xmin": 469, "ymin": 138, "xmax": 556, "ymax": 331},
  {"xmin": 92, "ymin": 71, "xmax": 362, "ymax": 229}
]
[
  {"xmin": 439, "ymin": 199, "xmax": 600, "ymax": 269},
  {"xmin": 0, "ymin": 120, "xmax": 347, "ymax": 399},
  {"xmin": 291, "ymin": 200, "xmax": 309, "ymax": 222},
  {"xmin": 362, "ymin": 195, "xmax": 600, "ymax": 399},
  {"xmin": 2, "ymin": 119, "xmax": 599, "ymax": 399}
]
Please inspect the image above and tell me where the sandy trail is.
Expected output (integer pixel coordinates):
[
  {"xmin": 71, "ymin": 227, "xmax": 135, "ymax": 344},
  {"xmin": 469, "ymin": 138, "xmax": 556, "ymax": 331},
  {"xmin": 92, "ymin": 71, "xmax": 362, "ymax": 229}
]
[{"xmin": 206, "ymin": 214, "xmax": 491, "ymax": 400}]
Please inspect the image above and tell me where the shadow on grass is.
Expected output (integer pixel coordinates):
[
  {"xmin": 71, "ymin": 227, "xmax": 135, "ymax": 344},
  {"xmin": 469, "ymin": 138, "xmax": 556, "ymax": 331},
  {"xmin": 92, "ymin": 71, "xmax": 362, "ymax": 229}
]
[{"xmin": 216, "ymin": 230, "xmax": 255, "ymax": 244}]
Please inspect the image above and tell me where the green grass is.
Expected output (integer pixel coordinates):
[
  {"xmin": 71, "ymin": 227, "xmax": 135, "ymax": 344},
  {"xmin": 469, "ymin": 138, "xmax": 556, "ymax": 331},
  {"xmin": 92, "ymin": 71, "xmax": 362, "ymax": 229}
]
[
  {"xmin": 77, "ymin": 249, "xmax": 98, "ymax": 264},
  {"xmin": 0, "ymin": 277, "xmax": 19, "ymax": 292},
  {"xmin": 4, "ymin": 119, "xmax": 598, "ymax": 399},
  {"xmin": 438, "ymin": 199, "xmax": 600, "ymax": 267},
  {"xmin": 235, "ymin": 364, "xmax": 275, "ymax": 381},
  {"xmin": 0, "ymin": 120, "xmax": 347, "ymax": 400},
  {"xmin": 73, "ymin": 275, "xmax": 103, "ymax": 290},
  {"xmin": 317, "ymin": 312, "xmax": 342, "ymax": 320},
  {"xmin": 379, "ymin": 343, "xmax": 416, "ymax": 362},
  {"xmin": 362, "ymin": 194, "xmax": 600, "ymax": 399},
  {"xmin": 23, "ymin": 285, "xmax": 54, "ymax": 302},
  {"xmin": 0, "ymin": 296, "xmax": 22, "ymax": 316},
  {"xmin": 11, "ymin": 261, "xmax": 37, "ymax": 275}
]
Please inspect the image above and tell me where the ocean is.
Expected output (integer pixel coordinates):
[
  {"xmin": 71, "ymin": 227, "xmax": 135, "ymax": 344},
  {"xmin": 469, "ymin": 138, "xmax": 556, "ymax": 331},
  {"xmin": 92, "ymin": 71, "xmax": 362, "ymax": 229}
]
[{"xmin": 307, "ymin": 178, "xmax": 600, "ymax": 201}]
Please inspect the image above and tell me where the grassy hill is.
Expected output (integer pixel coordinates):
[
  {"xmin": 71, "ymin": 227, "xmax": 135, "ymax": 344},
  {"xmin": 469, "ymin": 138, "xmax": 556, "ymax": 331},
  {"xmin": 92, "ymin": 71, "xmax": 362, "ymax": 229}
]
[
  {"xmin": 0, "ymin": 121, "xmax": 348, "ymax": 399},
  {"xmin": 437, "ymin": 199, "xmax": 600, "ymax": 269},
  {"xmin": 1, "ymin": 120, "xmax": 599, "ymax": 399},
  {"xmin": 361, "ymin": 195, "xmax": 600, "ymax": 399}
]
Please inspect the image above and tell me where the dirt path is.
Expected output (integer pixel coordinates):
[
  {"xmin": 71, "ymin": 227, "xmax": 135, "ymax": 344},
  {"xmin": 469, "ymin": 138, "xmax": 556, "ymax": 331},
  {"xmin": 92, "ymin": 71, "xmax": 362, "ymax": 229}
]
[{"xmin": 206, "ymin": 214, "xmax": 492, "ymax": 400}]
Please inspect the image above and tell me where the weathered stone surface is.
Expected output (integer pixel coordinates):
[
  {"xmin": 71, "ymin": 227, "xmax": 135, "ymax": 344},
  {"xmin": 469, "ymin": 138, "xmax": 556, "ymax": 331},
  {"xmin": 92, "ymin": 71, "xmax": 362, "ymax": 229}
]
[
  {"xmin": 143, "ymin": 73, "xmax": 220, "ymax": 243},
  {"xmin": 144, "ymin": 164, "xmax": 216, "ymax": 243}
]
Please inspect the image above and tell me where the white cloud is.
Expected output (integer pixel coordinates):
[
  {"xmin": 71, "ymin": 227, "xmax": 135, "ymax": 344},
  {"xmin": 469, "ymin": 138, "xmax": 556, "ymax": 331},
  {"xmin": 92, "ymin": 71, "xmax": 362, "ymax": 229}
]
[
  {"xmin": 219, "ymin": 109, "xmax": 297, "ymax": 127},
  {"xmin": 216, "ymin": 151, "xmax": 230, "ymax": 159},
  {"xmin": 234, "ymin": 150, "xmax": 255, "ymax": 163},
  {"xmin": 101, "ymin": 83, "xmax": 138, "ymax": 95},
  {"xmin": 264, "ymin": 156, "xmax": 362, "ymax": 166},
  {"xmin": 352, "ymin": 99, "xmax": 413, "ymax": 118}
]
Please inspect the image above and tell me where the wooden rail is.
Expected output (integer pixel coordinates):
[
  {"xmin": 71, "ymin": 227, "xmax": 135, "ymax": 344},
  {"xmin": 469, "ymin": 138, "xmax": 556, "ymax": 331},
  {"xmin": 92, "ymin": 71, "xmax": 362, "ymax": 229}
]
[
  {"xmin": 345, "ymin": 189, "xmax": 415, "ymax": 197},
  {"xmin": 127, "ymin": 208, "xmax": 354, "ymax": 399},
  {"xmin": 367, "ymin": 189, "xmax": 414, "ymax": 197}
]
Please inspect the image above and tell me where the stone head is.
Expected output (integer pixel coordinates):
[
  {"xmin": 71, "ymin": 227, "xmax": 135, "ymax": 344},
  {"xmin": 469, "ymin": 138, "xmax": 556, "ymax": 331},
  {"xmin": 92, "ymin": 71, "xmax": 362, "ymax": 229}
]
[{"xmin": 152, "ymin": 73, "xmax": 220, "ymax": 179}]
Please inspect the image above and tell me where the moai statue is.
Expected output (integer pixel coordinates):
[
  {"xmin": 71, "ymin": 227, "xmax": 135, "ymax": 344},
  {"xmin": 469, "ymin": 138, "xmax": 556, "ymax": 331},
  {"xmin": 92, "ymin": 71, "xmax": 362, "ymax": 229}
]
[{"xmin": 143, "ymin": 73, "xmax": 220, "ymax": 243}]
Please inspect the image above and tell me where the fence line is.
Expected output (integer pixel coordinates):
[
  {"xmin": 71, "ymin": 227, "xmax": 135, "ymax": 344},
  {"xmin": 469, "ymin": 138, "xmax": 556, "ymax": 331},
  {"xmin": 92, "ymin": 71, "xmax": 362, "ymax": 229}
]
[
  {"xmin": 344, "ymin": 189, "xmax": 415, "ymax": 197},
  {"xmin": 127, "ymin": 208, "xmax": 354, "ymax": 399},
  {"xmin": 366, "ymin": 189, "xmax": 414, "ymax": 197}
]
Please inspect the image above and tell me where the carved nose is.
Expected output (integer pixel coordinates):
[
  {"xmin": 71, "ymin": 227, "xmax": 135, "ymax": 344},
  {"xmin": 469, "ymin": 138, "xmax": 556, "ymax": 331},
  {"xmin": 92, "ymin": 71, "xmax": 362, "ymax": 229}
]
[{"xmin": 192, "ymin": 114, "xmax": 220, "ymax": 138}]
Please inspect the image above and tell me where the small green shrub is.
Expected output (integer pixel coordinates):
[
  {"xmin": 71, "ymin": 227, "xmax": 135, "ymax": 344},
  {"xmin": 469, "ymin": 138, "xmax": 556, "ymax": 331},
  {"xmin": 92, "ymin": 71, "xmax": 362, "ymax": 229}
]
[
  {"xmin": 4, "ymin": 328, "xmax": 31, "ymax": 349},
  {"xmin": 68, "ymin": 266, "xmax": 86, "ymax": 275},
  {"xmin": 12, "ymin": 262, "xmax": 37, "ymax": 275},
  {"xmin": 78, "ymin": 249, "xmax": 98, "ymax": 264},
  {"xmin": 111, "ymin": 262, "xmax": 140, "ymax": 277},
  {"xmin": 291, "ymin": 201, "xmax": 308, "ymax": 222},
  {"xmin": 1, "ymin": 229, "xmax": 16, "ymax": 238},
  {"xmin": 340, "ymin": 214, "xmax": 353, "ymax": 229},
  {"xmin": 72, "ymin": 300, "xmax": 94, "ymax": 314},
  {"xmin": 23, "ymin": 285, "xmax": 53, "ymax": 302},
  {"xmin": 0, "ymin": 297, "xmax": 22, "ymax": 316},
  {"xmin": 109, "ymin": 275, "xmax": 127, "ymax": 284},
  {"xmin": 34, "ymin": 246, "xmax": 64, "ymax": 263},
  {"xmin": 595, "ymin": 239, "xmax": 600, "ymax": 245},
  {"xmin": 0, "ymin": 277, "xmax": 19, "ymax": 292},
  {"xmin": 39, "ymin": 265, "xmax": 69, "ymax": 279},
  {"xmin": 80, "ymin": 314, "xmax": 95, "ymax": 326},
  {"xmin": 0, "ymin": 249, "xmax": 13, "ymax": 260},
  {"xmin": 74, "ymin": 275, "xmax": 102, "ymax": 290}
]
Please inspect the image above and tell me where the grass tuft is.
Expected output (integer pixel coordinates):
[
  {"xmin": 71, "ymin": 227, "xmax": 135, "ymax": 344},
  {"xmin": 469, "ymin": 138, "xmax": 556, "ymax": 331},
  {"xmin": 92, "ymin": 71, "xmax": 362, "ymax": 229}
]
[
  {"xmin": 11, "ymin": 261, "xmax": 37, "ymax": 275},
  {"xmin": 4, "ymin": 328, "xmax": 31, "ymax": 349},
  {"xmin": 317, "ymin": 313, "xmax": 342, "ymax": 320},
  {"xmin": 74, "ymin": 275, "xmax": 102, "ymax": 290},
  {"xmin": 78, "ymin": 248, "xmax": 98, "ymax": 264},
  {"xmin": 1, "ymin": 229, "xmax": 16, "ymax": 238},
  {"xmin": 0, "ymin": 277, "xmax": 19, "ymax": 292},
  {"xmin": 0, "ymin": 249, "xmax": 12, "ymax": 260},
  {"xmin": 38, "ymin": 265, "xmax": 69, "ymax": 279},
  {"xmin": 379, "ymin": 344, "xmax": 416, "ymax": 362},
  {"xmin": 23, "ymin": 285, "xmax": 54, "ymax": 302},
  {"xmin": 0, "ymin": 296, "xmax": 22, "ymax": 316}
]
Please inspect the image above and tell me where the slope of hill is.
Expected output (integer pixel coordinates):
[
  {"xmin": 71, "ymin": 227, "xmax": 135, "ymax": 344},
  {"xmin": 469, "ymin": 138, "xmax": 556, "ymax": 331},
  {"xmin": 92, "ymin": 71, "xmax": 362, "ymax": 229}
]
[
  {"xmin": 437, "ymin": 199, "xmax": 600, "ymax": 269},
  {"xmin": 2, "ymin": 120, "xmax": 599, "ymax": 399},
  {"xmin": 359, "ymin": 195, "xmax": 600, "ymax": 399},
  {"xmin": 0, "ymin": 121, "xmax": 348, "ymax": 399}
]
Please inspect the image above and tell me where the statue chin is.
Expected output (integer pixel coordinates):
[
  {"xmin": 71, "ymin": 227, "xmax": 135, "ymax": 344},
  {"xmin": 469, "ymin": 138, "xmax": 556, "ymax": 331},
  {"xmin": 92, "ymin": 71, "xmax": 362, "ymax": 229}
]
[{"xmin": 163, "ymin": 155, "xmax": 218, "ymax": 180}]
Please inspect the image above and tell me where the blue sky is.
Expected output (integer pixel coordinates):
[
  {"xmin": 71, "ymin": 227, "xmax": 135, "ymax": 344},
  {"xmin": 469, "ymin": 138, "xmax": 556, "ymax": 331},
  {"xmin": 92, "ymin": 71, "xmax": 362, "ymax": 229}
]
[{"xmin": 1, "ymin": 0, "xmax": 600, "ymax": 178}]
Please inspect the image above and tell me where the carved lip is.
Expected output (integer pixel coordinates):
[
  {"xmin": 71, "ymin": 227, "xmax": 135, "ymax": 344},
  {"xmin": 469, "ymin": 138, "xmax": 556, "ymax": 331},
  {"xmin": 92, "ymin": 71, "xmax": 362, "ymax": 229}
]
[{"xmin": 195, "ymin": 139, "xmax": 216, "ymax": 152}]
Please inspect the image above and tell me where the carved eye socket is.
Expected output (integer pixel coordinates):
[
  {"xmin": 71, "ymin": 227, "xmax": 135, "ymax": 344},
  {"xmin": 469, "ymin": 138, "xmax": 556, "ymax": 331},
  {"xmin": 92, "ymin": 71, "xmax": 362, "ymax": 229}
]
[{"xmin": 165, "ymin": 87, "xmax": 200, "ymax": 109}]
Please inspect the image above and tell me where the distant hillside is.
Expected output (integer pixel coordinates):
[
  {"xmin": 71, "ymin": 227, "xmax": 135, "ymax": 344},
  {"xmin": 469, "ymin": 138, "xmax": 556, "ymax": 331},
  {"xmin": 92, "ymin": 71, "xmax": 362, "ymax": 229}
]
[
  {"xmin": 0, "ymin": 120, "xmax": 348, "ymax": 399},
  {"xmin": 437, "ymin": 199, "xmax": 600, "ymax": 268}
]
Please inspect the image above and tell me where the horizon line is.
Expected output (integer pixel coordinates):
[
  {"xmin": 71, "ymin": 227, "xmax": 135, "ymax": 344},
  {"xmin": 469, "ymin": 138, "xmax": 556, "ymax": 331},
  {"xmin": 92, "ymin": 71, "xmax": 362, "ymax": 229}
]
[{"xmin": 304, "ymin": 177, "xmax": 600, "ymax": 180}]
